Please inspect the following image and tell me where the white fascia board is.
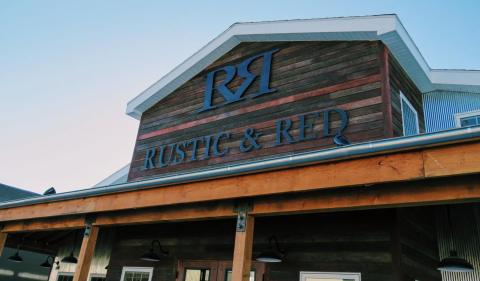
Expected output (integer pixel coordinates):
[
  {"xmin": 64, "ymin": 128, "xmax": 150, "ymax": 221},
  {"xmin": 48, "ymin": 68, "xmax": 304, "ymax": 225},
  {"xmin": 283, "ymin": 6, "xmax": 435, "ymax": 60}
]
[{"xmin": 126, "ymin": 14, "xmax": 480, "ymax": 119}]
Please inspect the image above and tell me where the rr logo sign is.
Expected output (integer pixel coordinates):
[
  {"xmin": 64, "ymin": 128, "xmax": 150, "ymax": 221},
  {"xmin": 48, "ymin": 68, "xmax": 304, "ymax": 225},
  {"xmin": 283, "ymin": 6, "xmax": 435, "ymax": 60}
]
[{"xmin": 200, "ymin": 49, "xmax": 279, "ymax": 112}]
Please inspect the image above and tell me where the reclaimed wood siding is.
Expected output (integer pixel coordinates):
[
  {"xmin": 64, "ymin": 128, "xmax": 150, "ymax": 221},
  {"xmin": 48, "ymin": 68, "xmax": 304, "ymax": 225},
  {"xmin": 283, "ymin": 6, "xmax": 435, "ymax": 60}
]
[
  {"xmin": 389, "ymin": 53, "xmax": 425, "ymax": 137},
  {"xmin": 395, "ymin": 208, "xmax": 441, "ymax": 281},
  {"xmin": 105, "ymin": 210, "xmax": 395, "ymax": 281},
  {"xmin": 128, "ymin": 41, "xmax": 386, "ymax": 181}
]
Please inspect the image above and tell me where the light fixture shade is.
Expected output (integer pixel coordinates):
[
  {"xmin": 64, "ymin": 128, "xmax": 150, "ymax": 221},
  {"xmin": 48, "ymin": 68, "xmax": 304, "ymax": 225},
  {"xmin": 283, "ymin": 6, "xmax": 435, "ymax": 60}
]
[
  {"xmin": 40, "ymin": 255, "xmax": 55, "ymax": 268},
  {"xmin": 438, "ymin": 252, "xmax": 474, "ymax": 272},
  {"xmin": 140, "ymin": 240, "xmax": 169, "ymax": 262},
  {"xmin": 61, "ymin": 252, "xmax": 78, "ymax": 264},
  {"xmin": 255, "ymin": 251, "xmax": 283, "ymax": 263},
  {"xmin": 8, "ymin": 251, "xmax": 23, "ymax": 263},
  {"xmin": 140, "ymin": 249, "xmax": 162, "ymax": 262},
  {"xmin": 40, "ymin": 260, "xmax": 52, "ymax": 268}
]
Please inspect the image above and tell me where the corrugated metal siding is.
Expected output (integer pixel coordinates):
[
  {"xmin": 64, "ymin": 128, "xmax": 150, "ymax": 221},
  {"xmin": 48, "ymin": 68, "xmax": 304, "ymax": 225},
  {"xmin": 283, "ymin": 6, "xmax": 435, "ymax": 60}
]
[
  {"xmin": 423, "ymin": 91, "xmax": 480, "ymax": 133},
  {"xmin": 436, "ymin": 204, "xmax": 480, "ymax": 281}
]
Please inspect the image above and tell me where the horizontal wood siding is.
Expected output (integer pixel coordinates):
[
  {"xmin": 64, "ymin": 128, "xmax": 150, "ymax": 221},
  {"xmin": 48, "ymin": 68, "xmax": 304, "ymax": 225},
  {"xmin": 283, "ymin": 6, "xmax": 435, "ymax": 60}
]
[
  {"xmin": 128, "ymin": 41, "xmax": 386, "ymax": 181},
  {"xmin": 105, "ymin": 210, "xmax": 395, "ymax": 281},
  {"xmin": 396, "ymin": 208, "xmax": 441, "ymax": 281},
  {"xmin": 389, "ymin": 52, "xmax": 425, "ymax": 137}
]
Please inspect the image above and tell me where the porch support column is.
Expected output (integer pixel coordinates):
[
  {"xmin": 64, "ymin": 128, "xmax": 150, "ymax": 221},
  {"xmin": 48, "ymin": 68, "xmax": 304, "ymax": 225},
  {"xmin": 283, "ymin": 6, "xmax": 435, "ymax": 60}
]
[
  {"xmin": 232, "ymin": 203, "xmax": 254, "ymax": 281},
  {"xmin": 0, "ymin": 232, "xmax": 7, "ymax": 257},
  {"xmin": 73, "ymin": 220, "xmax": 99, "ymax": 281}
]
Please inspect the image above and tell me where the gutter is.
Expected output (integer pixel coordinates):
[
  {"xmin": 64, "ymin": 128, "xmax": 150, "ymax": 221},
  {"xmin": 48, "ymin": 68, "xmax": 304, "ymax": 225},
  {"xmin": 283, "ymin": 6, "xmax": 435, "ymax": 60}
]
[{"xmin": 1, "ymin": 126, "xmax": 480, "ymax": 209}]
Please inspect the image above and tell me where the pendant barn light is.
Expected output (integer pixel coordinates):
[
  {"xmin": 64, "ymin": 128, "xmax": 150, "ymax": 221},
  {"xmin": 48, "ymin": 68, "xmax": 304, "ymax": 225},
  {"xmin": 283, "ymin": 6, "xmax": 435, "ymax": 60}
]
[
  {"xmin": 61, "ymin": 251, "xmax": 78, "ymax": 264},
  {"xmin": 437, "ymin": 206, "xmax": 474, "ymax": 273},
  {"xmin": 8, "ymin": 245, "xmax": 23, "ymax": 263},
  {"xmin": 62, "ymin": 230, "xmax": 79, "ymax": 264},
  {"xmin": 256, "ymin": 236, "xmax": 285, "ymax": 263},
  {"xmin": 140, "ymin": 240, "xmax": 169, "ymax": 262},
  {"xmin": 40, "ymin": 256, "xmax": 55, "ymax": 268}
]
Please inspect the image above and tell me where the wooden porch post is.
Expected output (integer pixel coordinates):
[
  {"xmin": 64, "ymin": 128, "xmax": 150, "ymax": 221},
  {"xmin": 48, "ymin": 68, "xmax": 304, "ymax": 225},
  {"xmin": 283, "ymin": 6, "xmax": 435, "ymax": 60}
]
[
  {"xmin": 73, "ymin": 223, "xmax": 99, "ymax": 281},
  {"xmin": 0, "ymin": 232, "xmax": 7, "ymax": 257},
  {"xmin": 232, "ymin": 204, "xmax": 255, "ymax": 281}
]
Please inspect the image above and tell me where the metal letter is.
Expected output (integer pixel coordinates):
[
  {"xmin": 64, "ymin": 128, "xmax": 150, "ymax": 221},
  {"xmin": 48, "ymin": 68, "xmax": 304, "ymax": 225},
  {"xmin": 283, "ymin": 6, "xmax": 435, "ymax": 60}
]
[
  {"xmin": 275, "ymin": 118, "xmax": 296, "ymax": 145},
  {"xmin": 200, "ymin": 66, "xmax": 237, "ymax": 112},
  {"xmin": 143, "ymin": 148, "xmax": 156, "ymax": 170},
  {"xmin": 323, "ymin": 108, "xmax": 349, "ymax": 137},
  {"xmin": 213, "ymin": 132, "xmax": 231, "ymax": 157}
]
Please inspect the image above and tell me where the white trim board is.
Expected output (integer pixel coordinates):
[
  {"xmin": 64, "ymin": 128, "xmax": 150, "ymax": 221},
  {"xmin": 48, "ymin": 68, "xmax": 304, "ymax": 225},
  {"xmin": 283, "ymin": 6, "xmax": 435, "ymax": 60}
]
[{"xmin": 126, "ymin": 14, "xmax": 480, "ymax": 119}]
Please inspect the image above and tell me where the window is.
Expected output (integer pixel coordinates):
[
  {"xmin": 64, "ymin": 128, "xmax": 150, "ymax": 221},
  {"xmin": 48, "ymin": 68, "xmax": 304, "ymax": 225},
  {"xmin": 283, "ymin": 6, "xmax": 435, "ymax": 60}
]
[
  {"xmin": 400, "ymin": 92, "xmax": 419, "ymax": 136},
  {"xmin": 299, "ymin": 272, "xmax": 361, "ymax": 281},
  {"xmin": 225, "ymin": 270, "xmax": 255, "ymax": 281},
  {"xmin": 57, "ymin": 273, "xmax": 74, "ymax": 281},
  {"xmin": 455, "ymin": 110, "xmax": 480, "ymax": 128},
  {"xmin": 90, "ymin": 274, "xmax": 107, "ymax": 281},
  {"xmin": 120, "ymin": 267, "xmax": 153, "ymax": 281}
]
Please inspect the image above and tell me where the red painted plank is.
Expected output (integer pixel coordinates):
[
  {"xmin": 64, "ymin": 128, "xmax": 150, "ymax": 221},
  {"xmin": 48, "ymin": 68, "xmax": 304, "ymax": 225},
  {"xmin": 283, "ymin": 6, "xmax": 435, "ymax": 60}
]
[{"xmin": 138, "ymin": 74, "xmax": 381, "ymax": 140}]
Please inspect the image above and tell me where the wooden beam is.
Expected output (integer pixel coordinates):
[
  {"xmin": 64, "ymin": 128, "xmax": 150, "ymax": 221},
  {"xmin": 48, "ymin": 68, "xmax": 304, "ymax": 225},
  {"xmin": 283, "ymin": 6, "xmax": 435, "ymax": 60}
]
[
  {"xmin": 95, "ymin": 200, "xmax": 235, "ymax": 226},
  {"xmin": 73, "ymin": 225, "xmax": 99, "ymax": 281},
  {"xmin": 0, "ymin": 141, "xmax": 480, "ymax": 223},
  {"xmin": 231, "ymin": 213, "xmax": 254, "ymax": 281},
  {"xmin": 423, "ymin": 141, "xmax": 480, "ymax": 177},
  {"xmin": 0, "ymin": 232, "xmax": 7, "ymax": 257},
  {"xmin": 251, "ymin": 174, "xmax": 480, "ymax": 216},
  {"xmin": 2, "ymin": 216, "xmax": 85, "ymax": 233}
]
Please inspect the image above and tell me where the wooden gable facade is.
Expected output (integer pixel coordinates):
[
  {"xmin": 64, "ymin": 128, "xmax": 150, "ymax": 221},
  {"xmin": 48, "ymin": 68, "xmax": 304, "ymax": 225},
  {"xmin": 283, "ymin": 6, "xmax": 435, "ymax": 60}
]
[{"xmin": 128, "ymin": 41, "xmax": 424, "ymax": 182}]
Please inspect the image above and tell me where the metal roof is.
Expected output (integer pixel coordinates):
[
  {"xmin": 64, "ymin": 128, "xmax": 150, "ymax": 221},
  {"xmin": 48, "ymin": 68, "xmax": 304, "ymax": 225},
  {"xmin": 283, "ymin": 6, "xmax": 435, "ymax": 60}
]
[
  {"xmin": 126, "ymin": 14, "xmax": 480, "ymax": 119},
  {"xmin": 0, "ymin": 183, "xmax": 39, "ymax": 203}
]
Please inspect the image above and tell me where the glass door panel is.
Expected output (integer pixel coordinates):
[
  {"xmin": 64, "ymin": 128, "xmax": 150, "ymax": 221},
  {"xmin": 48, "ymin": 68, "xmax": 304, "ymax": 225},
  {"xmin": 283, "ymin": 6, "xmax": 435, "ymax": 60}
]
[
  {"xmin": 224, "ymin": 270, "xmax": 255, "ymax": 281},
  {"xmin": 185, "ymin": 269, "xmax": 211, "ymax": 281}
]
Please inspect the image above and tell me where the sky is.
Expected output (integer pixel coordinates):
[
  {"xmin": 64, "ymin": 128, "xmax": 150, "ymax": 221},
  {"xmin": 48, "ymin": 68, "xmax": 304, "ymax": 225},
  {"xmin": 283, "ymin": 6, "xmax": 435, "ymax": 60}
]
[{"xmin": 0, "ymin": 0, "xmax": 479, "ymax": 194}]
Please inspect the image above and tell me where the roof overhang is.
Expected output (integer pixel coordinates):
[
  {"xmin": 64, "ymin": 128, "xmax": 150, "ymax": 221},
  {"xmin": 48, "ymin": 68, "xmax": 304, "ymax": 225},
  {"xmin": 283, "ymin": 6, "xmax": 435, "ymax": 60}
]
[{"xmin": 126, "ymin": 14, "xmax": 480, "ymax": 119}]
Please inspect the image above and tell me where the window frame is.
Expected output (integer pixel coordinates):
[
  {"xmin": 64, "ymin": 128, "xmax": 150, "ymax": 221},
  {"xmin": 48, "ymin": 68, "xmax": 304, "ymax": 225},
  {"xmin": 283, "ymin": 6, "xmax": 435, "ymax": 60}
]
[
  {"xmin": 56, "ymin": 272, "xmax": 74, "ymax": 281},
  {"xmin": 89, "ymin": 273, "xmax": 107, "ymax": 281},
  {"xmin": 454, "ymin": 109, "xmax": 480, "ymax": 128},
  {"xmin": 399, "ymin": 91, "xmax": 420, "ymax": 136},
  {"xmin": 299, "ymin": 271, "xmax": 361, "ymax": 281},
  {"xmin": 120, "ymin": 267, "xmax": 154, "ymax": 281}
]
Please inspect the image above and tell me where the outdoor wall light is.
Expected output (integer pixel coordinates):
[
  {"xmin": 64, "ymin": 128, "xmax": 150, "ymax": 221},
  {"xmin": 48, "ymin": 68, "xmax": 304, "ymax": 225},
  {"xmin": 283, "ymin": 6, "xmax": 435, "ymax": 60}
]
[
  {"xmin": 40, "ymin": 256, "xmax": 56, "ymax": 268},
  {"xmin": 140, "ymin": 240, "xmax": 169, "ymax": 262},
  {"xmin": 438, "ymin": 250, "xmax": 474, "ymax": 272},
  {"xmin": 62, "ymin": 230, "xmax": 79, "ymax": 264},
  {"xmin": 256, "ymin": 236, "xmax": 285, "ymax": 263},
  {"xmin": 8, "ymin": 245, "xmax": 23, "ymax": 263},
  {"xmin": 61, "ymin": 251, "xmax": 78, "ymax": 264},
  {"xmin": 437, "ymin": 206, "xmax": 474, "ymax": 273}
]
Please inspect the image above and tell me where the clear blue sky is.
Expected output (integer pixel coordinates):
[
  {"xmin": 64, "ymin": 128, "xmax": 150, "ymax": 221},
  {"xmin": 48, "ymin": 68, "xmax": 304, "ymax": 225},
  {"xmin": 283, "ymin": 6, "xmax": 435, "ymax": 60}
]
[{"xmin": 1, "ymin": 0, "xmax": 479, "ymax": 194}]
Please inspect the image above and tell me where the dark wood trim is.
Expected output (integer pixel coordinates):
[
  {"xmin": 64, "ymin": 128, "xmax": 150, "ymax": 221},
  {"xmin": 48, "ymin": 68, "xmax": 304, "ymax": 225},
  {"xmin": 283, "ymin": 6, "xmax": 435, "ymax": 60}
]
[
  {"xmin": 0, "ymin": 232, "xmax": 6, "ymax": 257},
  {"xmin": 390, "ymin": 209, "xmax": 403, "ymax": 281},
  {"xmin": 380, "ymin": 43, "xmax": 394, "ymax": 138}
]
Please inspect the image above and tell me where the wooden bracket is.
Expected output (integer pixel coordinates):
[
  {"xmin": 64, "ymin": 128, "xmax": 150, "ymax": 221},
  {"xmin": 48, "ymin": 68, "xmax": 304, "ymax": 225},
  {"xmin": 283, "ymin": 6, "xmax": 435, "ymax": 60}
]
[
  {"xmin": 234, "ymin": 201, "xmax": 253, "ymax": 232},
  {"xmin": 84, "ymin": 216, "xmax": 96, "ymax": 237}
]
